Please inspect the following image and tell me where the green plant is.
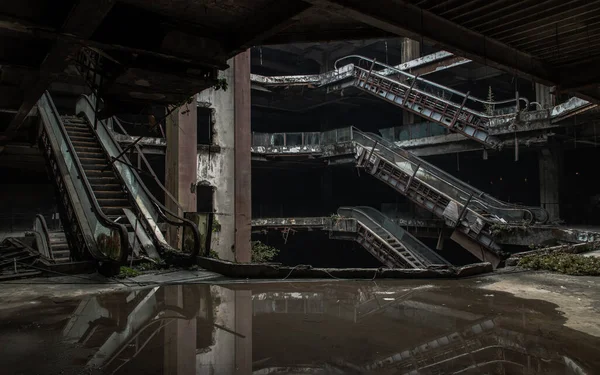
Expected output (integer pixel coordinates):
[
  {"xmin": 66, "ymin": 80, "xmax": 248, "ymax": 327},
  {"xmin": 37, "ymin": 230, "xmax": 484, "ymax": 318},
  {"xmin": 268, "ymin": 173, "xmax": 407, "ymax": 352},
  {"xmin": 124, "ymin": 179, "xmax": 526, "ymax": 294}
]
[
  {"xmin": 208, "ymin": 249, "xmax": 220, "ymax": 259},
  {"xmin": 137, "ymin": 262, "xmax": 160, "ymax": 271},
  {"xmin": 117, "ymin": 266, "xmax": 140, "ymax": 278},
  {"xmin": 212, "ymin": 217, "xmax": 221, "ymax": 233},
  {"xmin": 518, "ymin": 252, "xmax": 600, "ymax": 276},
  {"xmin": 251, "ymin": 241, "xmax": 280, "ymax": 263}
]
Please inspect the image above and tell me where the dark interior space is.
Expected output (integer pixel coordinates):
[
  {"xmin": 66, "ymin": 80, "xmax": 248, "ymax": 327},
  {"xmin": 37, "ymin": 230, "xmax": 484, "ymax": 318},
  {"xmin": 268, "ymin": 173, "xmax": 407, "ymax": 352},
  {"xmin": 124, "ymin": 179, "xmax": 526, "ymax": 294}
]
[
  {"xmin": 562, "ymin": 146, "xmax": 600, "ymax": 225},
  {"xmin": 252, "ymin": 231, "xmax": 382, "ymax": 268},
  {"xmin": 425, "ymin": 149, "xmax": 541, "ymax": 206},
  {"xmin": 197, "ymin": 107, "xmax": 213, "ymax": 145},
  {"xmin": 0, "ymin": 166, "xmax": 57, "ymax": 238}
]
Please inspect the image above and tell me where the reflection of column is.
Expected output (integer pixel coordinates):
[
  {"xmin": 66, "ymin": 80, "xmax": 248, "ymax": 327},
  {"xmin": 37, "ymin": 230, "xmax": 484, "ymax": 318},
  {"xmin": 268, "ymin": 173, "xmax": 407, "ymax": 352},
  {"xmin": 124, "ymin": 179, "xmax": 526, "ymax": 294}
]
[
  {"xmin": 164, "ymin": 286, "xmax": 197, "ymax": 375},
  {"xmin": 197, "ymin": 287, "xmax": 235, "ymax": 374},
  {"xmin": 196, "ymin": 286, "xmax": 252, "ymax": 375},
  {"xmin": 235, "ymin": 290, "xmax": 253, "ymax": 375}
]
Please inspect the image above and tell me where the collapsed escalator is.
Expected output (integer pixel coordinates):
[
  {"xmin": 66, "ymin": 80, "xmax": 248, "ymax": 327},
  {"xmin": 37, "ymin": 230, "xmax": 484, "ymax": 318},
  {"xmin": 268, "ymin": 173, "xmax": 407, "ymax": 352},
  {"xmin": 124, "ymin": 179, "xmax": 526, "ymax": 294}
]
[
  {"xmin": 336, "ymin": 206, "xmax": 449, "ymax": 269},
  {"xmin": 351, "ymin": 129, "xmax": 549, "ymax": 266},
  {"xmin": 37, "ymin": 92, "xmax": 200, "ymax": 269}
]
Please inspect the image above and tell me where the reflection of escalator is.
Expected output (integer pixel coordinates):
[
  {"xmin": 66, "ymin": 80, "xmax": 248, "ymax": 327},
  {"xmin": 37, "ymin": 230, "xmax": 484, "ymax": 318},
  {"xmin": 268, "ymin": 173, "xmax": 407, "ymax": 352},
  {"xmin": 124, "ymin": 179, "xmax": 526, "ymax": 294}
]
[
  {"xmin": 351, "ymin": 130, "xmax": 548, "ymax": 267},
  {"xmin": 37, "ymin": 92, "xmax": 200, "ymax": 269},
  {"xmin": 336, "ymin": 207, "xmax": 448, "ymax": 269}
]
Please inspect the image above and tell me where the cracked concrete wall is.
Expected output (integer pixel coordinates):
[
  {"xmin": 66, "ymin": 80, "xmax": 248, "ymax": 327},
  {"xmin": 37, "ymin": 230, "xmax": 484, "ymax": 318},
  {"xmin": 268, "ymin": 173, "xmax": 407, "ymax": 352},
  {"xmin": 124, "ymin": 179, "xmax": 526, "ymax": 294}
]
[{"xmin": 197, "ymin": 60, "xmax": 236, "ymax": 261}]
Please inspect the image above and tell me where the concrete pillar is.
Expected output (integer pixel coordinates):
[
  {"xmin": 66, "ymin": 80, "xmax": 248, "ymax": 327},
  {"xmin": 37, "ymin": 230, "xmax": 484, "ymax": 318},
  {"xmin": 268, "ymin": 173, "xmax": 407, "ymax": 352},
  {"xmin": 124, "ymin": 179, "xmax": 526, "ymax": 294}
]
[
  {"xmin": 538, "ymin": 147, "xmax": 562, "ymax": 222},
  {"xmin": 234, "ymin": 52, "xmax": 252, "ymax": 263},
  {"xmin": 535, "ymin": 83, "xmax": 554, "ymax": 109},
  {"xmin": 165, "ymin": 99, "xmax": 198, "ymax": 247},
  {"xmin": 197, "ymin": 51, "xmax": 251, "ymax": 262},
  {"xmin": 401, "ymin": 38, "xmax": 420, "ymax": 126}
]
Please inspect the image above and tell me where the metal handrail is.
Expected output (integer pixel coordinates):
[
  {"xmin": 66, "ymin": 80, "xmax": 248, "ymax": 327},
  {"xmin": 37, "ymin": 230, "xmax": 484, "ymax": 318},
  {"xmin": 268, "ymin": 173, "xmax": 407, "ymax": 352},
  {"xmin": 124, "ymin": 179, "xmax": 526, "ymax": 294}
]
[
  {"xmin": 335, "ymin": 55, "xmax": 529, "ymax": 109},
  {"xmin": 79, "ymin": 95, "xmax": 201, "ymax": 258},
  {"xmin": 357, "ymin": 129, "xmax": 547, "ymax": 224},
  {"xmin": 40, "ymin": 92, "xmax": 129, "ymax": 264},
  {"xmin": 352, "ymin": 129, "xmax": 537, "ymax": 225},
  {"xmin": 339, "ymin": 206, "xmax": 448, "ymax": 267},
  {"xmin": 33, "ymin": 214, "xmax": 53, "ymax": 260}
]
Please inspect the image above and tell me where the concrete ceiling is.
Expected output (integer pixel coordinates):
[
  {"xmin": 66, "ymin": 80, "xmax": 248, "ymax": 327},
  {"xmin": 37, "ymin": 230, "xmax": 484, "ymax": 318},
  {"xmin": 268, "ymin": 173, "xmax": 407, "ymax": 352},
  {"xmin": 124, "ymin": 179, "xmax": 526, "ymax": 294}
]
[{"xmin": 0, "ymin": 0, "xmax": 599, "ymax": 139}]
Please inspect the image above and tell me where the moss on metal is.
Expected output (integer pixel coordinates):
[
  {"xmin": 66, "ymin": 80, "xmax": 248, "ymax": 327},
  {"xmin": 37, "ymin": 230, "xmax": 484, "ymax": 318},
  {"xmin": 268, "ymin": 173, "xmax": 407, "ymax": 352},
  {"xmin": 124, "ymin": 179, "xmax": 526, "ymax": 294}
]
[{"xmin": 518, "ymin": 252, "xmax": 600, "ymax": 276}]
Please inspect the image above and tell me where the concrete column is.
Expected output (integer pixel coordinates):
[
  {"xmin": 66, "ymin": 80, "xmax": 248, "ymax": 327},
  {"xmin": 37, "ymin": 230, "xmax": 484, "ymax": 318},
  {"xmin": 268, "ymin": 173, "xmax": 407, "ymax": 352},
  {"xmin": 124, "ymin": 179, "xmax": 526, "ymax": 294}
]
[
  {"xmin": 234, "ymin": 51, "xmax": 252, "ymax": 263},
  {"xmin": 535, "ymin": 83, "xmax": 554, "ymax": 109},
  {"xmin": 165, "ymin": 99, "xmax": 198, "ymax": 247},
  {"xmin": 401, "ymin": 38, "xmax": 420, "ymax": 126},
  {"xmin": 539, "ymin": 147, "xmax": 562, "ymax": 222},
  {"xmin": 197, "ymin": 51, "xmax": 251, "ymax": 262}
]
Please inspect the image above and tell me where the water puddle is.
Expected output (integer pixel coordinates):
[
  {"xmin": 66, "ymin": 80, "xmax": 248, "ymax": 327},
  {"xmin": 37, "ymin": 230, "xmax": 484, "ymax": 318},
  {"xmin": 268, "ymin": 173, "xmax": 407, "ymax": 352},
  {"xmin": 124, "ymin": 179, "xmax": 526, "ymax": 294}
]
[{"xmin": 1, "ymin": 279, "xmax": 598, "ymax": 374}]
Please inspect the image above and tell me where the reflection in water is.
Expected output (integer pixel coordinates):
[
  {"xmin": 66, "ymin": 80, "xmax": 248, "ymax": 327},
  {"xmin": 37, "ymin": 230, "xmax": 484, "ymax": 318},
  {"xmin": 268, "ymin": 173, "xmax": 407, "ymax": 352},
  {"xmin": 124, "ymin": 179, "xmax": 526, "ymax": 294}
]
[{"xmin": 5, "ymin": 281, "xmax": 599, "ymax": 375}]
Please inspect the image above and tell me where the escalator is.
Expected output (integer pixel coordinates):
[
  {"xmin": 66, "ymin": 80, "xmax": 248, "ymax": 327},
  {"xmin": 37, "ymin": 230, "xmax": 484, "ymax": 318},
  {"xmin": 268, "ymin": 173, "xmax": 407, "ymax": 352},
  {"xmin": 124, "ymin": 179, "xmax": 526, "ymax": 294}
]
[
  {"xmin": 335, "ymin": 206, "xmax": 449, "ymax": 269},
  {"xmin": 336, "ymin": 55, "xmax": 527, "ymax": 149},
  {"xmin": 350, "ymin": 130, "xmax": 549, "ymax": 267},
  {"xmin": 37, "ymin": 92, "xmax": 200, "ymax": 270}
]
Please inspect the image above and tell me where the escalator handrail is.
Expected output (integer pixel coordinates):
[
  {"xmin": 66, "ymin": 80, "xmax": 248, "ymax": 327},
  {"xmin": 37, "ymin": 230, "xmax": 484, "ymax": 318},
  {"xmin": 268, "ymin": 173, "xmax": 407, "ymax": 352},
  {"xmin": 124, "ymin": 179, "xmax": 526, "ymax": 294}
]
[
  {"xmin": 338, "ymin": 206, "xmax": 449, "ymax": 266},
  {"xmin": 352, "ymin": 128, "xmax": 539, "ymax": 224},
  {"xmin": 368, "ymin": 129, "xmax": 548, "ymax": 222},
  {"xmin": 360, "ymin": 130, "xmax": 548, "ymax": 223},
  {"xmin": 41, "ymin": 92, "xmax": 129, "ymax": 264},
  {"xmin": 78, "ymin": 94, "xmax": 201, "ymax": 259},
  {"xmin": 335, "ymin": 55, "xmax": 529, "ymax": 111},
  {"xmin": 33, "ymin": 214, "xmax": 53, "ymax": 260}
]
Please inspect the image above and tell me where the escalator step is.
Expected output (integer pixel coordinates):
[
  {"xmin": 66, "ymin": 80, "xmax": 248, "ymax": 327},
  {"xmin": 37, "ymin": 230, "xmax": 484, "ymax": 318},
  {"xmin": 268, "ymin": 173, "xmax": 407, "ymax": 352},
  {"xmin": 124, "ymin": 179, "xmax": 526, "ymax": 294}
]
[
  {"xmin": 68, "ymin": 135, "xmax": 95, "ymax": 142},
  {"xmin": 77, "ymin": 151, "xmax": 105, "ymax": 159},
  {"xmin": 79, "ymin": 157, "xmax": 108, "ymax": 166},
  {"xmin": 94, "ymin": 190, "xmax": 125, "ymax": 199},
  {"xmin": 103, "ymin": 206, "xmax": 133, "ymax": 215},
  {"xmin": 73, "ymin": 145, "xmax": 103, "ymax": 153},
  {"xmin": 71, "ymin": 140, "xmax": 98, "ymax": 147},
  {"xmin": 84, "ymin": 169, "xmax": 116, "ymax": 177},
  {"xmin": 64, "ymin": 127, "xmax": 91, "ymax": 133},
  {"xmin": 90, "ymin": 184, "xmax": 123, "ymax": 192},
  {"xmin": 97, "ymin": 198, "xmax": 130, "ymax": 206}
]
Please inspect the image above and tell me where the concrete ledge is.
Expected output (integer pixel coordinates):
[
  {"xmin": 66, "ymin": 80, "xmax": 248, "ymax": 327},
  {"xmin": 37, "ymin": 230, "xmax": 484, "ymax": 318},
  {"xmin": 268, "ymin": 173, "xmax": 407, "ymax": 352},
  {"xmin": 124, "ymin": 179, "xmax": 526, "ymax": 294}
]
[
  {"xmin": 505, "ymin": 241, "xmax": 600, "ymax": 266},
  {"xmin": 196, "ymin": 256, "xmax": 492, "ymax": 279}
]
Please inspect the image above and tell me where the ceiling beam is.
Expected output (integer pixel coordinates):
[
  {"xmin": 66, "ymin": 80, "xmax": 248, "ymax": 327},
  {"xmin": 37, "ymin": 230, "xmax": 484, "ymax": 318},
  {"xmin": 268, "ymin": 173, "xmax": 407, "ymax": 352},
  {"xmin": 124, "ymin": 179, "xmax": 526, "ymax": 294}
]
[
  {"xmin": 304, "ymin": 0, "xmax": 556, "ymax": 85},
  {"xmin": 228, "ymin": 1, "xmax": 313, "ymax": 54},
  {"xmin": 263, "ymin": 28, "xmax": 393, "ymax": 45},
  {"xmin": 3, "ymin": 0, "xmax": 116, "ymax": 136}
]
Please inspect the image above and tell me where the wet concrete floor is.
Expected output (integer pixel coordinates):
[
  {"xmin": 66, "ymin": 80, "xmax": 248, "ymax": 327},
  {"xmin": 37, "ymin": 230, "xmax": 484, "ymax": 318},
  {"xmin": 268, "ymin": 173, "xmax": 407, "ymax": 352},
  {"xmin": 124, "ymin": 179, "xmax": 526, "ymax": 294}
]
[{"xmin": 1, "ymin": 277, "xmax": 599, "ymax": 374}]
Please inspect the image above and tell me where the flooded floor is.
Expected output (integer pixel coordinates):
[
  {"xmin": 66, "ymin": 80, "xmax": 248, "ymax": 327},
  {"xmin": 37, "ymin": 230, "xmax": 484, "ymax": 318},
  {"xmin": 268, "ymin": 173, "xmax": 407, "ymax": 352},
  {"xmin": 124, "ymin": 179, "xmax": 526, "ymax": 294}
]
[{"xmin": 1, "ymin": 277, "xmax": 599, "ymax": 374}]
